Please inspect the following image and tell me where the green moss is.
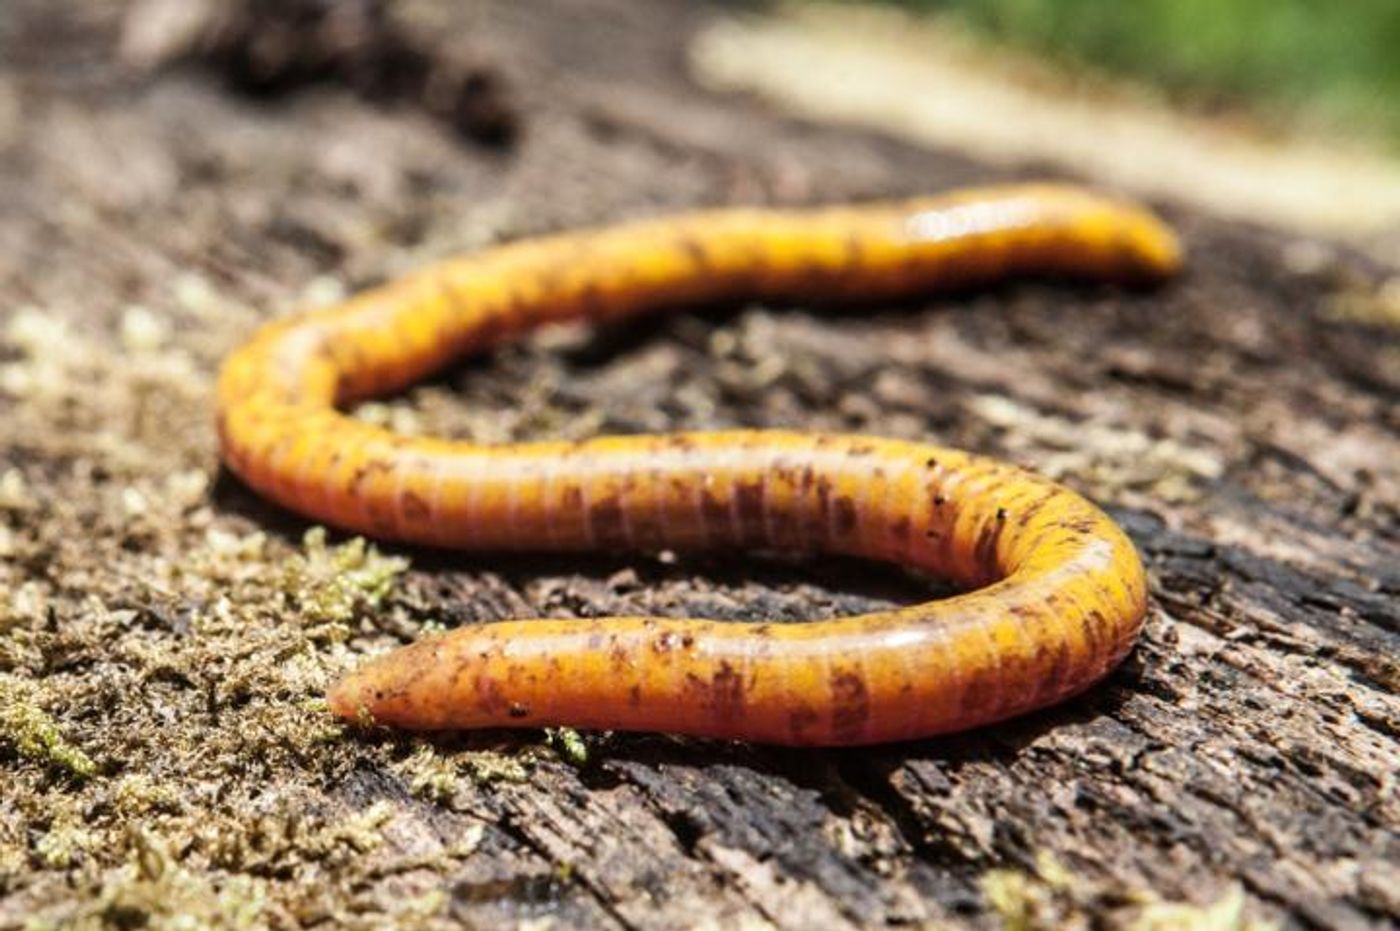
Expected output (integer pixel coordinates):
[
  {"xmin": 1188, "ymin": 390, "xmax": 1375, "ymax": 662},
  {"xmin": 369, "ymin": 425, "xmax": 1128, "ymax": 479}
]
[
  {"xmin": 981, "ymin": 851, "xmax": 1077, "ymax": 931},
  {"xmin": 26, "ymin": 830, "xmax": 269, "ymax": 931},
  {"xmin": 111, "ymin": 774, "xmax": 182, "ymax": 817},
  {"xmin": 400, "ymin": 745, "xmax": 461, "ymax": 803},
  {"xmin": 287, "ymin": 527, "xmax": 409, "ymax": 627},
  {"xmin": 545, "ymin": 727, "xmax": 591, "ymax": 767},
  {"xmin": 310, "ymin": 801, "xmax": 395, "ymax": 858},
  {"xmin": 1128, "ymin": 885, "xmax": 1275, "ymax": 931},
  {"xmin": 459, "ymin": 751, "xmax": 532, "ymax": 785},
  {"xmin": 0, "ymin": 674, "xmax": 97, "ymax": 781},
  {"xmin": 981, "ymin": 853, "xmax": 1276, "ymax": 931},
  {"xmin": 397, "ymin": 742, "xmax": 532, "ymax": 803},
  {"xmin": 34, "ymin": 810, "xmax": 95, "ymax": 870}
]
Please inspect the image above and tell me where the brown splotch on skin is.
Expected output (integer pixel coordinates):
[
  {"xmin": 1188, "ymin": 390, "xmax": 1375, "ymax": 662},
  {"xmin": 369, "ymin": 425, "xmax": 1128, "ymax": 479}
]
[{"xmin": 218, "ymin": 182, "xmax": 1179, "ymax": 746}]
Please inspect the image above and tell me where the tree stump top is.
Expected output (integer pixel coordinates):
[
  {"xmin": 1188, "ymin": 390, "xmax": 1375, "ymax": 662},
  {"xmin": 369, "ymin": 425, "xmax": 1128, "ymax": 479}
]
[{"xmin": 0, "ymin": 2, "xmax": 1395, "ymax": 928}]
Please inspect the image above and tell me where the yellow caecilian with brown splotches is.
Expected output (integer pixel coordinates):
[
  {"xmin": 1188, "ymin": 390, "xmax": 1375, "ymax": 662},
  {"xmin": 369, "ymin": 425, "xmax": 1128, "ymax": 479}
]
[{"xmin": 216, "ymin": 183, "xmax": 1180, "ymax": 746}]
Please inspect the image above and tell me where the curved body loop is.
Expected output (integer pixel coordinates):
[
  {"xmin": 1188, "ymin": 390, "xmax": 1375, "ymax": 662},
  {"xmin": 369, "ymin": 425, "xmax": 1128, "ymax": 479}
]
[{"xmin": 216, "ymin": 183, "xmax": 1179, "ymax": 745}]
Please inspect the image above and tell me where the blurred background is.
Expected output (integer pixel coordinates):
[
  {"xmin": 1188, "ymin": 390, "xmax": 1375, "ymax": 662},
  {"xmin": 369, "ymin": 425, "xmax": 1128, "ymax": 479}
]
[
  {"xmin": 690, "ymin": 0, "xmax": 1400, "ymax": 248},
  {"xmin": 879, "ymin": 0, "xmax": 1400, "ymax": 142}
]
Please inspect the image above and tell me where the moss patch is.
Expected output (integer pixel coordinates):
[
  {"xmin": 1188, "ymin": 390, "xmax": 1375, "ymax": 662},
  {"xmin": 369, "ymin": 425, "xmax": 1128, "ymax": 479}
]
[
  {"xmin": 0, "ymin": 675, "xmax": 96, "ymax": 781},
  {"xmin": 981, "ymin": 852, "xmax": 1277, "ymax": 931}
]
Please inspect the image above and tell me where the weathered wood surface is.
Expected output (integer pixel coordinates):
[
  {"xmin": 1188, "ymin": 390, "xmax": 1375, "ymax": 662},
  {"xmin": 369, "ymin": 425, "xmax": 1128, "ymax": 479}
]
[{"xmin": 0, "ymin": 1, "xmax": 1396, "ymax": 928}]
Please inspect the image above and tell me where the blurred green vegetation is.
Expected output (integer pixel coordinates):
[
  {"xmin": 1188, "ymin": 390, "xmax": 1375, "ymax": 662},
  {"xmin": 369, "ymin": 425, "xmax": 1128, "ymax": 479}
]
[{"xmin": 869, "ymin": 0, "xmax": 1400, "ymax": 144}]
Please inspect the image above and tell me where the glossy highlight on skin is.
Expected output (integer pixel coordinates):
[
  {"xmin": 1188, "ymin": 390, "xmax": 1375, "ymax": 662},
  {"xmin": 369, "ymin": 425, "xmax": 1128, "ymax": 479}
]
[{"xmin": 216, "ymin": 183, "xmax": 1180, "ymax": 746}]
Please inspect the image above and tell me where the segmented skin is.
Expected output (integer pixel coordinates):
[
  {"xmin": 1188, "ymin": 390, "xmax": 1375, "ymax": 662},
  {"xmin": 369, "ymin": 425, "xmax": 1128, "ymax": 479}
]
[{"xmin": 216, "ymin": 183, "xmax": 1181, "ymax": 746}]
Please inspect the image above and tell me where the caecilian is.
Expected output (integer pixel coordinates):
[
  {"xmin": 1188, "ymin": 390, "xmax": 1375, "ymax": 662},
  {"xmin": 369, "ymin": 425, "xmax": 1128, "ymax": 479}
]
[{"xmin": 215, "ymin": 183, "xmax": 1180, "ymax": 746}]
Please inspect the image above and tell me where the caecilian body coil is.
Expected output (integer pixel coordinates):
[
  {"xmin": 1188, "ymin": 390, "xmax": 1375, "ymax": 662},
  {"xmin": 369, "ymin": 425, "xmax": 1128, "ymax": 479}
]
[{"xmin": 216, "ymin": 183, "xmax": 1180, "ymax": 746}]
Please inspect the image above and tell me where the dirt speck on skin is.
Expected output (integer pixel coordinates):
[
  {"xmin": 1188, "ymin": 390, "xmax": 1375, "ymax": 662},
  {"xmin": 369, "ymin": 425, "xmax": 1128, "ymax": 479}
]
[{"xmin": 1, "ymin": 0, "xmax": 1397, "ymax": 928}]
